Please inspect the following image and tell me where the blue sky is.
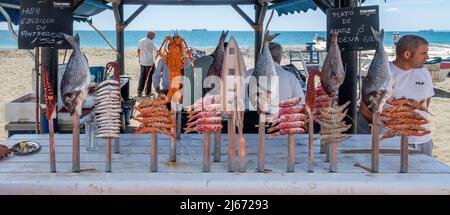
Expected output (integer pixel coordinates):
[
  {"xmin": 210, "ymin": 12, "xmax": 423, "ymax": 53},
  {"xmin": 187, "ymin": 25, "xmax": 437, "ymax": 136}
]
[{"xmin": 2, "ymin": 0, "xmax": 450, "ymax": 31}]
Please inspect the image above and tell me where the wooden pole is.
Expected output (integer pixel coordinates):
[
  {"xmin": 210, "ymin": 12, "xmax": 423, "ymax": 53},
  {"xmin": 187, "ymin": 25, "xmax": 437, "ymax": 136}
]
[
  {"xmin": 35, "ymin": 47, "xmax": 40, "ymax": 134},
  {"xmin": 48, "ymin": 119, "xmax": 56, "ymax": 173},
  {"xmin": 106, "ymin": 138, "xmax": 112, "ymax": 172},
  {"xmin": 237, "ymin": 135, "xmax": 246, "ymax": 172},
  {"xmin": 257, "ymin": 114, "xmax": 266, "ymax": 172},
  {"xmin": 169, "ymin": 108, "xmax": 177, "ymax": 162},
  {"xmin": 213, "ymin": 131, "xmax": 221, "ymax": 162},
  {"xmin": 72, "ymin": 112, "xmax": 80, "ymax": 172},
  {"xmin": 227, "ymin": 116, "xmax": 236, "ymax": 172},
  {"xmin": 400, "ymin": 135, "xmax": 408, "ymax": 173},
  {"xmin": 114, "ymin": 138, "xmax": 120, "ymax": 154},
  {"xmin": 203, "ymin": 133, "xmax": 211, "ymax": 172},
  {"xmin": 287, "ymin": 134, "xmax": 295, "ymax": 172},
  {"xmin": 150, "ymin": 133, "xmax": 158, "ymax": 172},
  {"xmin": 308, "ymin": 108, "xmax": 315, "ymax": 172},
  {"xmin": 329, "ymin": 142, "xmax": 338, "ymax": 172},
  {"xmin": 371, "ymin": 113, "xmax": 380, "ymax": 173}
]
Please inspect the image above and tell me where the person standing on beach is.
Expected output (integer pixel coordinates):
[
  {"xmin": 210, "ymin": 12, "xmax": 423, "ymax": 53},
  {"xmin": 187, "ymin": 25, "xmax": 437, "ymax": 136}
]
[
  {"xmin": 137, "ymin": 31, "xmax": 157, "ymax": 97},
  {"xmin": 360, "ymin": 35, "xmax": 435, "ymax": 156}
]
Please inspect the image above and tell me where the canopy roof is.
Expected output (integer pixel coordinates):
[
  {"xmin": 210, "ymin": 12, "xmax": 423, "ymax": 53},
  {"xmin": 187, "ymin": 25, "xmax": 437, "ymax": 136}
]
[{"xmin": 0, "ymin": 0, "xmax": 112, "ymax": 25}]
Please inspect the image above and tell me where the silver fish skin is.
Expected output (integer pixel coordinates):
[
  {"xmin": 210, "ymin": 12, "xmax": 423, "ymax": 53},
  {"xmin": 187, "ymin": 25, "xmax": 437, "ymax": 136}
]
[
  {"xmin": 60, "ymin": 33, "xmax": 91, "ymax": 115},
  {"xmin": 361, "ymin": 28, "xmax": 394, "ymax": 113},
  {"xmin": 250, "ymin": 31, "xmax": 279, "ymax": 112},
  {"xmin": 321, "ymin": 32, "xmax": 345, "ymax": 97},
  {"xmin": 205, "ymin": 30, "xmax": 228, "ymax": 93}
]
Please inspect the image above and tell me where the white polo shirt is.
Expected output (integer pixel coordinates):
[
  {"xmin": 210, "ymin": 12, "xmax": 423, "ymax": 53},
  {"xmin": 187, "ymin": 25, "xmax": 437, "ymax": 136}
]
[
  {"xmin": 385, "ymin": 62, "xmax": 435, "ymax": 144},
  {"xmin": 245, "ymin": 63, "xmax": 305, "ymax": 112},
  {"xmin": 138, "ymin": 37, "xmax": 157, "ymax": 66}
]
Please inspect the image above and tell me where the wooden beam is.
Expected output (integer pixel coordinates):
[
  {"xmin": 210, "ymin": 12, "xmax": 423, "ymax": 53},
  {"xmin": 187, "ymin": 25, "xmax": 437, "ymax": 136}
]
[
  {"xmin": 124, "ymin": 4, "xmax": 148, "ymax": 27},
  {"xmin": 231, "ymin": 4, "xmax": 256, "ymax": 29}
]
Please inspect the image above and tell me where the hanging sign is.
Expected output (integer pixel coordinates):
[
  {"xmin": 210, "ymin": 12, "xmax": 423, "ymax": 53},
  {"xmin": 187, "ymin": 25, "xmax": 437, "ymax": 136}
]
[
  {"xmin": 18, "ymin": 0, "xmax": 73, "ymax": 49},
  {"xmin": 327, "ymin": 5, "xmax": 380, "ymax": 51}
]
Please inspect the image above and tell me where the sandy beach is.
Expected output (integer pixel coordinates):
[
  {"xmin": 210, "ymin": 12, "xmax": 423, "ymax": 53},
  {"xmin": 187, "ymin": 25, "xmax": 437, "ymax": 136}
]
[{"xmin": 0, "ymin": 46, "xmax": 449, "ymax": 165}]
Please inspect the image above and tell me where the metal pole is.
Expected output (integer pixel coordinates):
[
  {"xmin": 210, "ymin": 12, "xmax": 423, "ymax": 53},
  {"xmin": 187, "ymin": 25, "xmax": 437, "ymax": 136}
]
[
  {"xmin": 35, "ymin": 47, "xmax": 40, "ymax": 134},
  {"xmin": 106, "ymin": 138, "xmax": 112, "ymax": 172},
  {"xmin": 227, "ymin": 116, "xmax": 236, "ymax": 172},
  {"xmin": 203, "ymin": 133, "xmax": 211, "ymax": 172},
  {"xmin": 371, "ymin": 113, "xmax": 380, "ymax": 173},
  {"xmin": 169, "ymin": 108, "xmax": 177, "ymax": 162},
  {"xmin": 48, "ymin": 119, "xmax": 56, "ymax": 173},
  {"xmin": 116, "ymin": 4, "xmax": 125, "ymax": 75},
  {"xmin": 254, "ymin": 4, "xmax": 264, "ymax": 67},
  {"xmin": 287, "ymin": 134, "xmax": 295, "ymax": 172},
  {"xmin": 400, "ymin": 135, "xmax": 408, "ymax": 173},
  {"xmin": 151, "ymin": 133, "xmax": 158, "ymax": 172},
  {"xmin": 213, "ymin": 131, "xmax": 221, "ymax": 162},
  {"xmin": 72, "ymin": 112, "xmax": 80, "ymax": 172},
  {"xmin": 336, "ymin": 0, "xmax": 358, "ymax": 134},
  {"xmin": 329, "ymin": 142, "xmax": 338, "ymax": 172}
]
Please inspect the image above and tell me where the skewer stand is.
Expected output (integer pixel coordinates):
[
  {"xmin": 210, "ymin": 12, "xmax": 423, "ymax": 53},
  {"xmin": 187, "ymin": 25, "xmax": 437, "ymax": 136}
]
[
  {"xmin": 213, "ymin": 131, "xmax": 221, "ymax": 162},
  {"xmin": 257, "ymin": 114, "xmax": 266, "ymax": 172},
  {"xmin": 105, "ymin": 138, "xmax": 112, "ymax": 172},
  {"xmin": 287, "ymin": 134, "xmax": 295, "ymax": 172},
  {"xmin": 227, "ymin": 114, "xmax": 236, "ymax": 172},
  {"xmin": 48, "ymin": 119, "xmax": 56, "ymax": 173},
  {"xmin": 203, "ymin": 132, "xmax": 211, "ymax": 172},
  {"xmin": 72, "ymin": 112, "xmax": 80, "ymax": 172},
  {"xmin": 371, "ymin": 112, "xmax": 380, "ymax": 173},
  {"xmin": 150, "ymin": 133, "xmax": 158, "ymax": 172},
  {"xmin": 400, "ymin": 135, "xmax": 409, "ymax": 173},
  {"xmin": 307, "ymin": 107, "xmax": 314, "ymax": 172}
]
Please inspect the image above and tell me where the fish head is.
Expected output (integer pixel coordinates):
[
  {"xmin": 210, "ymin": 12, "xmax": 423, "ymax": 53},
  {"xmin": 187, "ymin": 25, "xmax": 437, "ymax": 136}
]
[
  {"xmin": 365, "ymin": 89, "xmax": 390, "ymax": 113},
  {"xmin": 62, "ymin": 92, "xmax": 77, "ymax": 113}
]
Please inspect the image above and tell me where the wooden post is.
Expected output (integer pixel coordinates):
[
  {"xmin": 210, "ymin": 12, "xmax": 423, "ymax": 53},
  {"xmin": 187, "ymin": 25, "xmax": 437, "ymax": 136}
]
[
  {"xmin": 106, "ymin": 138, "xmax": 112, "ymax": 172},
  {"xmin": 325, "ymin": 140, "xmax": 330, "ymax": 162},
  {"xmin": 227, "ymin": 117, "xmax": 236, "ymax": 172},
  {"xmin": 287, "ymin": 134, "xmax": 295, "ymax": 172},
  {"xmin": 35, "ymin": 47, "xmax": 40, "ymax": 134},
  {"xmin": 176, "ymin": 110, "xmax": 182, "ymax": 140},
  {"xmin": 169, "ymin": 108, "xmax": 177, "ymax": 162},
  {"xmin": 371, "ymin": 113, "xmax": 380, "ymax": 173},
  {"xmin": 237, "ymin": 135, "xmax": 246, "ymax": 172},
  {"xmin": 400, "ymin": 135, "xmax": 408, "ymax": 173},
  {"xmin": 48, "ymin": 119, "xmax": 56, "ymax": 173},
  {"xmin": 150, "ymin": 133, "xmax": 158, "ymax": 172},
  {"xmin": 257, "ymin": 114, "xmax": 266, "ymax": 172},
  {"xmin": 203, "ymin": 133, "xmax": 211, "ymax": 172},
  {"xmin": 72, "ymin": 113, "xmax": 80, "ymax": 172},
  {"xmin": 114, "ymin": 138, "xmax": 120, "ymax": 154},
  {"xmin": 213, "ymin": 131, "xmax": 221, "ymax": 162},
  {"xmin": 329, "ymin": 142, "xmax": 338, "ymax": 172},
  {"xmin": 308, "ymin": 108, "xmax": 314, "ymax": 172}
]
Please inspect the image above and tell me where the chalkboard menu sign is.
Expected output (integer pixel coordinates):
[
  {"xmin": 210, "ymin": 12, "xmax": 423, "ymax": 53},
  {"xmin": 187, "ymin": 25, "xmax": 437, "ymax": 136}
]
[
  {"xmin": 18, "ymin": 0, "xmax": 73, "ymax": 49},
  {"xmin": 326, "ymin": 5, "xmax": 379, "ymax": 51}
]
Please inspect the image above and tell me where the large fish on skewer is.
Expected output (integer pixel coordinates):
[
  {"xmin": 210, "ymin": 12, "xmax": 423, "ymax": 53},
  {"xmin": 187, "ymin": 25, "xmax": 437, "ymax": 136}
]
[
  {"xmin": 250, "ymin": 31, "xmax": 279, "ymax": 114},
  {"xmin": 60, "ymin": 33, "xmax": 91, "ymax": 115},
  {"xmin": 362, "ymin": 28, "xmax": 394, "ymax": 113},
  {"xmin": 321, "ymin": 32, "xmax": 346, "ymax": 97},
  {"xmin": 205, "ymin": 30, "xmax": 228, "ymax": 93}
]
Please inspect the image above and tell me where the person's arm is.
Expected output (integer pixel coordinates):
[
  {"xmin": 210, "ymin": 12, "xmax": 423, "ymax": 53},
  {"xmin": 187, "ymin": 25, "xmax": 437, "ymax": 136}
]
[
  {"xmin": 137, "ymin": 48, "xmax": 141, "ymax": 63},
  {"xmin": 359, "ymin": 101, "xmax": 373, "ymax": 124}
]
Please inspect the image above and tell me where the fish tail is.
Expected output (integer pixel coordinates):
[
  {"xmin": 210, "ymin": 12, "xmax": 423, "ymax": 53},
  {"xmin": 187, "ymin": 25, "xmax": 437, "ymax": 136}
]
[
  {"xmin": 264, "ymin": 31, "xmax": 279, "ymax": 43},
  {"xmin": 371, "ymin": 27, "xmax": 384, "ymax": 43}
]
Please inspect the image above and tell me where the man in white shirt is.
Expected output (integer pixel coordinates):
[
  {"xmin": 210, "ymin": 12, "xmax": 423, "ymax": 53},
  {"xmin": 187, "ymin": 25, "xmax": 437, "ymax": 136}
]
[
  {"xmin": 360, "ymin": 35, "xmax": 434, "ymax": 156},
  {"xmin": 244, "ymin": 42, "xmax": 305, "ymax": 133},
  {"xmin": 137, "ymin": 31, "xmax": 157, "ymax": 96}
]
